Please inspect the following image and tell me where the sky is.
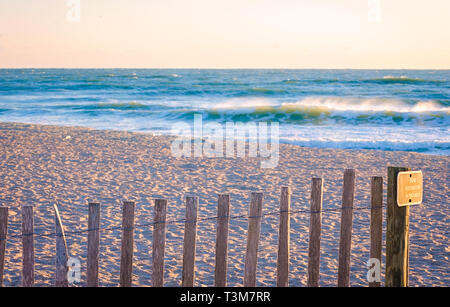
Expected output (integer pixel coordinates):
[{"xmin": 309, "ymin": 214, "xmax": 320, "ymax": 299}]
[{"xmin": 0, "ymin": 0, "xmax": 449, "ymax": 69}]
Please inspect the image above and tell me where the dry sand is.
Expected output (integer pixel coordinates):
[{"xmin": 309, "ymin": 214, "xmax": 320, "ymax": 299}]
[{"xmin": 0, "ymin": 122, "xmax": 448, "ymax": 287}]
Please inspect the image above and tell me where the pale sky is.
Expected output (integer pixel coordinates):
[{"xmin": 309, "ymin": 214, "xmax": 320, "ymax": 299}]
[{"xmin": 1, "ymin": 0, "xmax": 449, "ymax": 69}]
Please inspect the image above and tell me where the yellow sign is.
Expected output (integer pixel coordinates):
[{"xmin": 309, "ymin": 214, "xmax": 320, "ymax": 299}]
[{"xmin": 397, "ymin": 171, "xmax": 423, "ymax": 207}]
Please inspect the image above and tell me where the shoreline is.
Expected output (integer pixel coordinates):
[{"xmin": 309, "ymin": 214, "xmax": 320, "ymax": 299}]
[
  {"xmin": 0, "ymin": 121, "xmax": 447, "ymax": 158},
  {"xmin": 0, "ymin": 122, "xmax": 448, "ymax": 286}
]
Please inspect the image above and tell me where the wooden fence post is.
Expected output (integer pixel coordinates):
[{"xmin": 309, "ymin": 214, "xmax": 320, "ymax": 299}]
[
  {"xmin": 54, "ymin": 204, "xmax": 69, "ymax": 287},
  {"xmin": 215, "ymin": 194, "xmax": 230, "ymax": 287},
  {"xmin": 307, "ymin": 178, "xmax": 323, "ymax": 287},
  {"xmin": 119, "ymin": 201, "xmax": 135, "ymax": 287},
  {"xmin": 0, "ymin": 207, "xmax": 8, "ymax": 287},
  {"xmin": 276, "ymin": 187, "xmax": 291, "ymax": 287},
  {"xmin": 370, "ymin": 177, "xmax": 383, "ymax": 287},
  {"xmin": 87, "ymin": 202, "xmax": 101, "ymax": 287},
  {"xmin": 337, "ymin": 169, "xmax": 355, "ymax": 287},
  {"xmin": 386, "ymin": 167, "xmax": 410, "ymax": 287},
  {"xmin": 182, "ymin": 196, "xmax": 198, "ymax": 287},
  {"xmin": 153, "ymin": 199, "xmax": 167, "ymax": 287},
  {"xmin": 22, "ymin": 205, "xmax": 34, "ymax": 287},
  {"xmin": 244, "ymin": 192, "xmax": 263, "ymax": 287}
]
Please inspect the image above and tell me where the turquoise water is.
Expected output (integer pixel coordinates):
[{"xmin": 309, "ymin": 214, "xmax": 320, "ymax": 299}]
[{"xmin": 0, "ymin": 69, "xmax": 449, "ymax": 154}]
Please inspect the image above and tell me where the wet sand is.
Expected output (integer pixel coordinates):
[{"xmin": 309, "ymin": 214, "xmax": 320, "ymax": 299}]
[{"xmin": 0, "ymin": 122, "xmax": 448, "ymax": 287}]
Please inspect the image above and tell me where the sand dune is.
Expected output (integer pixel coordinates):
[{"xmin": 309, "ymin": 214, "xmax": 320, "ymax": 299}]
[{"xmin": 0, "ymin": 122, "xmax": 448, "ymax": 287}]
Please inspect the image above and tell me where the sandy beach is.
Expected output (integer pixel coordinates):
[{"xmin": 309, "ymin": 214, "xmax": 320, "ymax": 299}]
[{"xmin": 0, "ymin": 122, "xmax": 448, "ymax": 287}]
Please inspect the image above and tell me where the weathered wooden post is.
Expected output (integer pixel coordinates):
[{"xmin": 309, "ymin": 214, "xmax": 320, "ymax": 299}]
[
  {"xmin": 54, "ymin": 204, "xmax": 69, "ymax": 287},
  {"xmin": 182, "ymin": 196, "xmax": 198, "ymax": 287},
  {"xmin": 369, "ymin": 177, "xmax": 383, "ymax": 287},
  {"xmin": 22, "ymin": 205, "xmax": 34, "ymax": 287},
  {"xmin": 386, "ymin": 167, "xmax": 411, "ymax": 287},
  {"xmin": 337, "ymin": 169, "xmax": 355, "ymax": 287},
  {"xmin": 215, "ymin": 194, "xmax": 230, "ymax": 287},
  {"xmin": 307, "ymin": 178, "xmax": 323, "ymax": 287},
  {"xmin": 276, "ymin": 187, "xmax": 291, "ymax": 287},
  {"xmin": 87, "ymin": 202, "xmax": 101, "ymax": 287},
  {"xmin": 244, "ymin": 192, "xmax": 263, "ymax": 287},
  {"xmin": 0, "ymin": 207, "xmax": 8, "ymax": 287},
  {"xmin": 119, "ymin": 201, "xmax": 135, "ymax": 287},
  {"xmin": 153, "ymin": 199, "xmax": 167, "ymax": 287}
]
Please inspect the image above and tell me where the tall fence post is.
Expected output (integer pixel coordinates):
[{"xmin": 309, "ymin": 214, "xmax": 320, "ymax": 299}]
[
  {"xmin": 0, "ymin": 207, "xmax": 8, "ymax": 287},
  {"xmin": 337, "ymin": 169, "xmax": 355, "ymax": 287},
  {"xmin": 244, "ymin": 192, "xmax": 263, "ymax": 287},
  {"xmin": 307, "ymin": 178, "xmax": 323, "ymax": 287},
  {"xmin": 22, "ymin": 205, "xmax": 34, "ymax": 287},
  {"xmin": 386, "ymin": 167, "xmax": 410, "ymax": 287},
  {"xmin": 87, "ymin": 202, "xmax": 101, "ymax": 287},
  {"xmin": 182, "ymin": 196, "xmax": 198, "ymax": 287},
  {"xmin": 153, "ymin": 199, "xmax": 167, "ymax": 287},
  {"xmin": 54, "ymin": 204, "xmax": 69, "ymax": 287},
  {"xmin": 119, "ymin": 201, "xmax": 135, "ymax": 287},
  {"xmin": 215, "ymin": 194, "xmax": 230, "ymax": 287},
  {"xmin": 276, "ymin": 187, "xmax": 291, "ymax": 287},
  {"xmin": 370, "ymin": 177, "xmax": 383, "ymax": 287}
]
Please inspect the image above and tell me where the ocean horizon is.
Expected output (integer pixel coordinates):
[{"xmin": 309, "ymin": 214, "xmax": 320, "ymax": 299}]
[{"xmin": 1, "ymin": 68, "xmax": 449, "ymax": 155}]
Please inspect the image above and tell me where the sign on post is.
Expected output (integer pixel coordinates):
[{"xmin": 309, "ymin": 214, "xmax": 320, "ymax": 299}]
[{"xmin": 397, "ymin": 171, "xmax": 423, "ymax": 207}]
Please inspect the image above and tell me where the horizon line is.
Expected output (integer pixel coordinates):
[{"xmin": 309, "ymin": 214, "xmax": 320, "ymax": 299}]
[{"xmin": 1, "ymin": 67, "xmax": 450, "ymax": 70}]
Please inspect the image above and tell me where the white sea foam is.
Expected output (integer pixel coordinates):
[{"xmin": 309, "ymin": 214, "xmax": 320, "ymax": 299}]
[
  {"xmin": 281, "ymin": 97, "xmax": 450, "ymax": 113},
  {"xmin": 208, "ymin": 97, "xmax": 449, "ymax": 114},
  {"xmin": 280, "ymin": 125, "xmax": 450, "ymax": 154},
  {"xmin": 212, "ymin": 98, "xmax": 275, "ymax": 110}
]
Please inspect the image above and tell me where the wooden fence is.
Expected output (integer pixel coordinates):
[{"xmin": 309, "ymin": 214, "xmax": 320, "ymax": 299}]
[{"xmin": 0, "ymin": 167, "xmax": 410, "ymax": 287}]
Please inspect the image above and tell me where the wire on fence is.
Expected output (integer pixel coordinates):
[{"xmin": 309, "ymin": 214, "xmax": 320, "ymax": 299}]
[{"xmin": 2, "ymin": 204, "xmax": 386, "ymax": 240}]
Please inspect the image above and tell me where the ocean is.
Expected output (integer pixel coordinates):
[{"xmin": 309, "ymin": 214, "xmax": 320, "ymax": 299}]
[{"xmin": 0, "ymin": 69, "xmax": 449, "ymax": 155}]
